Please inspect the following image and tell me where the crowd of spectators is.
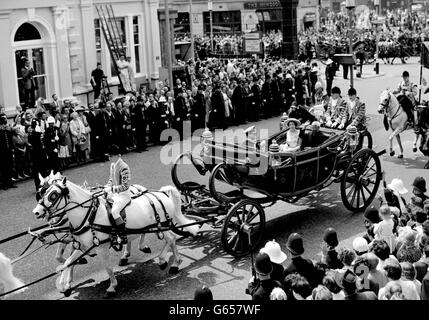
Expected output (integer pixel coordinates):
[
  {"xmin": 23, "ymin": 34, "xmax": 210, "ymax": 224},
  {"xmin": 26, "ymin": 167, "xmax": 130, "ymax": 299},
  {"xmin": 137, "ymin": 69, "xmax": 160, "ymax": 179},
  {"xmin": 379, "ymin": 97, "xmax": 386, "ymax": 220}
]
[
  {"xmin": 245, "ymin": 176, "xmax": 429, "ymax": 300},
  {"xmin": 0, "ymin": 54, "xmax": 333, "ymax": 191}
]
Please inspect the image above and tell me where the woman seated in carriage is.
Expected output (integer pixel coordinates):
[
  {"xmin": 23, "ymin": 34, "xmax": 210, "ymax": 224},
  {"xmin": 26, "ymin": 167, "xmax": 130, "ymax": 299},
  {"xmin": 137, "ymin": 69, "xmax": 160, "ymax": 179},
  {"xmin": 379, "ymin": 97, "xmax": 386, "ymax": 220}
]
[{"xmin": 279, "ymin": 118, "xmax": 302, "ymax": 152}]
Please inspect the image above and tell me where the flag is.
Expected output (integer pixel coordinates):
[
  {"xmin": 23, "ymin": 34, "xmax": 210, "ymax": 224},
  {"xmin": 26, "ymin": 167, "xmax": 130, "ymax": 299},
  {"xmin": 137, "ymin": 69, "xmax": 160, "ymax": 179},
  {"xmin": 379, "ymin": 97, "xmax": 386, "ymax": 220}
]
[{"xmin": 422, "ymin": 42, "xmax": 429, "ymax": 69}]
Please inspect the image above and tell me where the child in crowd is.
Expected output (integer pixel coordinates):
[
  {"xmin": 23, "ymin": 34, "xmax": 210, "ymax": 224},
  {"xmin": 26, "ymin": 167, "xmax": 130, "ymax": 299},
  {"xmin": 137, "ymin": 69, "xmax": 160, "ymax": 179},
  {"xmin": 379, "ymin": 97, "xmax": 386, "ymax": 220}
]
[{"xmin": 374, "ymin": 205, "xmax": 396, "ymax": 252}]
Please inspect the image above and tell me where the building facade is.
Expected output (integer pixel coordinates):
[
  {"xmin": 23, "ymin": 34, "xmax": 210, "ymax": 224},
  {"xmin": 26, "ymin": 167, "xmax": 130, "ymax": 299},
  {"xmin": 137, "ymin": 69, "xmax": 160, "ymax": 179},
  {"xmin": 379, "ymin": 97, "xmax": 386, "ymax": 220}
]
[
  {"xmin": 0, "ymin": 0, "xmax": 162, "ymax": 115},
  {"xmin": 163, "ymin": 0, "xmax": 319, "ymax": 39}
]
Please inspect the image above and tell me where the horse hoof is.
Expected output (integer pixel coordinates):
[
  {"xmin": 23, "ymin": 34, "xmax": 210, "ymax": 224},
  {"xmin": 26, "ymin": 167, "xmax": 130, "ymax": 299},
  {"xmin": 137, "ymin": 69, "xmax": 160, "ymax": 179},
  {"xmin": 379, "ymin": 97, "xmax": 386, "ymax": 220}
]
[
  {"xmin": 413, "ymin": 147, "xmax": 417, "ymax": 152},
  {"xmin": 169, "ymin": 266, "xmax": 179, "ymax": 275},
  {"xmin": 78, "ymin": 258, "xmax": 88, "ymax": 265},
  {"xmin": 398, "ymin": 154, "xmax": 404, "ymax": 159},
  {"xmin": 140, "ymin": 246, "xmax": 152, "ymax": 254},
  {"xmin": 118, "ymin": 258, "xmax": 128, "ymax": 267},
  {"xmin": 103, "ymin": 291, "xmax": 116, "ymax": 299},
  {"xmin": 159, "ymin": 262, "xmax": 168, "ymax": 270},
  {"xmin": 390, "ymin": 151, "xmax": 395, "ymax": 156},
  {"xmin": 63, "ymin": 288, "xmax": 72, "ymax": 297}
]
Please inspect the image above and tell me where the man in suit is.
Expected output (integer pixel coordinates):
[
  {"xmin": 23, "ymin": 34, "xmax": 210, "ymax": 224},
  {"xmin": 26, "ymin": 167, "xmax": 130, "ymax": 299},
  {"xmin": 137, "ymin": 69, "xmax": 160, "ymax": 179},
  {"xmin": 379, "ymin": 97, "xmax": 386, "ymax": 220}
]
[
  {"xmin": 0, "ymin": 114, "xmax": 17, "ymax": 190},
  {"xmin": 131, "ymin": 97, "xmax": 147, "ymax": 152},
  {"xmin": 21, "ymin": 60, "xmax": 36, "ymax": 110},
  {"xmin": 261, "ymin": 75, "xmax": 272, "ymax": 119},
  {"xmin": 91, "ymin": 63, "xmax": 105, "ymax": 100},
  {"xmin": 50, "ymin": 94, "xmax": 62, "ymax": 115},
  {"xmin": 85, "ymin": 103, "xmax": 98, "ymax": 159},
  {"xmin": 191, "ymin": 85, "xmax": 206, "ymax": 132},
  {"xmin": 300, "ymin": 121, "xmax": 327, "ymax": 150}
]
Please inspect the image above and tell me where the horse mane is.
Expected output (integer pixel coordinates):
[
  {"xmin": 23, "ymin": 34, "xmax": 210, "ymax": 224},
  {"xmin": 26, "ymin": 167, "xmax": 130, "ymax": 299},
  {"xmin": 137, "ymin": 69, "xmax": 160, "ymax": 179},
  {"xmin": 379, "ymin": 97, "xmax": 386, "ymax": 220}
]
[{"xmin": 66, "ymin": 180, "xmax": 92, "ymax": 198}]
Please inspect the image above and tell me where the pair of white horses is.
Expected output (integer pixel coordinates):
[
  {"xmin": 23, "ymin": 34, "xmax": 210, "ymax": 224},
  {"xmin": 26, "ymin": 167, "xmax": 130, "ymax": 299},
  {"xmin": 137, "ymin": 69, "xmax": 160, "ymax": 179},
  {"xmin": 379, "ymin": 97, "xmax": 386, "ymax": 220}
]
[
  {"xmin": 1, "ymin": 173, "xmax": 200, "ymax": 298},
  {"xmin": 378, "ymin": 89, "xmax": 428, "ymax": 163}
]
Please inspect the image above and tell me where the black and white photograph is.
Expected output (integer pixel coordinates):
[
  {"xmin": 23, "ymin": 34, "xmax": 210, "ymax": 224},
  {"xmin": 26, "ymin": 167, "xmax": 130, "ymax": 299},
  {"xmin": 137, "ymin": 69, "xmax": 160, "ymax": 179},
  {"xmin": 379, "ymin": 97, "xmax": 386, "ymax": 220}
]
[{"xmin": 1, "ymin": 0, "xmax": 429, "ymax": 313}]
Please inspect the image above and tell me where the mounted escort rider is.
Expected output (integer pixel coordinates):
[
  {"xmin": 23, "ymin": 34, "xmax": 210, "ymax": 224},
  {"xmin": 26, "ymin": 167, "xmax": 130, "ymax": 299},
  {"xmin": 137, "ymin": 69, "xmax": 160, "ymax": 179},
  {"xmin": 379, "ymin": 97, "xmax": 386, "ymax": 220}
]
[
  {"xmin": 103, "ymin": 146, "xmax": 131, "ymax": 245},
  {"xmin": 392, "ymin": 70, "xmax": 418, "ymax": 127}
]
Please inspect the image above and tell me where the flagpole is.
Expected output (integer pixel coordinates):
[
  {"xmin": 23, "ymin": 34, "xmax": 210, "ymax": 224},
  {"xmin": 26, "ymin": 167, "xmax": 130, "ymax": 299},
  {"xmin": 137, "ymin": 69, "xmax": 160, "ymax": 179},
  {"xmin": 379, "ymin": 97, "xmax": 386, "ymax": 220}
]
[{"xmin": 419, "ymin": 42, "xmax": 423, "ymax": 104}]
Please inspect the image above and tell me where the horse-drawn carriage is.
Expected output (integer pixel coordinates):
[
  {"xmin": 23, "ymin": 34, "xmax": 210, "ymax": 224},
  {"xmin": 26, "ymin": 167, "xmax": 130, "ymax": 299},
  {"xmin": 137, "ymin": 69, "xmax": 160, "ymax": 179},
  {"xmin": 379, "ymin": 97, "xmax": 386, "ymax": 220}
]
[{"xmin": 172, "ymin": 124, "xmax": 386, "ymax": 258}]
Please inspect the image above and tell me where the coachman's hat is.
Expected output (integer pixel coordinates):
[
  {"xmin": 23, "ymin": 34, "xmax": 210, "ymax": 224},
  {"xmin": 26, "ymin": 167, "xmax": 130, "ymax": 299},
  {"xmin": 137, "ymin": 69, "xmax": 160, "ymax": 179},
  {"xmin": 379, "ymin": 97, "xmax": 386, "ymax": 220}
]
[
  {"xmin": 323, "ymin": 228, "xmax": 339, "ymax": 247},
  {"xmin": 286, "ymin": 233, "xmax": 304, "ymax": 256},
  {"xmin": 254, "ymin": 252, "xmax": 273, "ymax": 275},
  {"xmin": 412, "ymin": 176, "xmax": 427, "ymax": 193}
]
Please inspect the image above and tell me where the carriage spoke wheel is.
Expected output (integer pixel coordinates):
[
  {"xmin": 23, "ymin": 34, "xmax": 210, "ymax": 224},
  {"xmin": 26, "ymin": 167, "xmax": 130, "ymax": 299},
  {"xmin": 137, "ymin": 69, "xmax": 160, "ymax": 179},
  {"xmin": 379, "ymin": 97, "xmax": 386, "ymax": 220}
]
[
  {"xmin": 341, "ymin": 149, "xmax": 382, "ymax": 212},
  {"xmin": 221, "ymin": 199, "xmax": 266, "ymax": 258},
  {"xmin": 209, "ymin": 163, "xmax": 243, "ymax": 204},
  {"xmin": 171, "ymin": 153, "xmax": 206, "ymax": 192}
]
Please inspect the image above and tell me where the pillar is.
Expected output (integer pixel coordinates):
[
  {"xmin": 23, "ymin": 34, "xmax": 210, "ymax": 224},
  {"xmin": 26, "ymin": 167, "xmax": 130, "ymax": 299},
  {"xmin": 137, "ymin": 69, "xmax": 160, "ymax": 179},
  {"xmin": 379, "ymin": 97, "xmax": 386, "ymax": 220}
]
[
  {"xmin": 80, "ymin": 0, "xmax": 96, "ymax": 85},
  {"xmin": 0, "ymin": 10, "xmax": 17, "ymax": 113},
  {"xmin": 148, "ymin": 0, "xmax": 162, "ymax": 80},
  {"xmin": 279, "ymin": 0, "xmax": 299, "ymax": 60},
  {"xmin": 52, "ymin": 6, "xmax": 73, "ymax": 98}
]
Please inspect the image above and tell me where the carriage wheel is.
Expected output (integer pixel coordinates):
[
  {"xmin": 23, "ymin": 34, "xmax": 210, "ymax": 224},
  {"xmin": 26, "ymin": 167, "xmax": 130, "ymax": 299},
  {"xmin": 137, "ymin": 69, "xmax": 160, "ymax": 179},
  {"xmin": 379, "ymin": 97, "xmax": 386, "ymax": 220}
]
[
  {"xmin": 341, "ymin": 149, "xmax": 382, "ymax": 212},
  {"xmin": 357, "ymin": 131, "xmax": 373, "ymax": 150},
  {"xmin": 221, "ymin": 199, "xmax": 266, "ymax": 258},
  {"xmin": 209, "ymin": 163, "xmax": 243, "ymax": 204},
  {"xmin": 171, "ymin": 153, "xmax": 206, "ymax": 192}
]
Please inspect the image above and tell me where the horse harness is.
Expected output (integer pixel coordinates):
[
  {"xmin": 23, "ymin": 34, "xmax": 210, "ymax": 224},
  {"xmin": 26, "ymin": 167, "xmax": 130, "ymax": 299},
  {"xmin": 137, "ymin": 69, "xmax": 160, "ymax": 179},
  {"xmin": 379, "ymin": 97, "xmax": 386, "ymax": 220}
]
[
  {"xmin": 42, "ymin": 186, "xmax": 174, "ymax": 252},
  {"xmin": 381, "ymin": 93, "xmax": 403, "ymax": 122}
]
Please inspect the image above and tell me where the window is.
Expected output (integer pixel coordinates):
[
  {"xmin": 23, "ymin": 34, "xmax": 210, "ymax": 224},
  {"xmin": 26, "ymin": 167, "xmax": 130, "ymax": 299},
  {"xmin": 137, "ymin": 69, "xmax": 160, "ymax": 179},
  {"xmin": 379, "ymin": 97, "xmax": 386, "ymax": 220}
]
[
  {"xmin": 94, "ymin": 17, "xmax": 127, "ymax": 78},
  {"xmin": 14, "ymin": 23, "xmax": 41, "ymax": 41},
  {"xmin": 174, "ymin": 12, "xmax": 190, "ymax": 38},
  {"xmin": 133, "ymin": 16, "xmax": 141, "ymax": 74},
  {"xmin": 257, "ymin": 9, "xmax": 283, "ymax": 32},
  {"xmin": 94, "ymin": 19, "xmax": 102, "ymax": 65},
  {"xmin": 203, "ymin": 11, "xmax": 242, "ymax": 35}
]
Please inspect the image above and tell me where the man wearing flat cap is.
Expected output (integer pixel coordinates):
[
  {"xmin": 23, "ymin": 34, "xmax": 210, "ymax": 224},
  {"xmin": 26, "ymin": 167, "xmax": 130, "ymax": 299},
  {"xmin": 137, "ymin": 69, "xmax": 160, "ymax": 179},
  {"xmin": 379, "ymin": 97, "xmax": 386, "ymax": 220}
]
[{"xmin": 247, "ymin": 252, "xmax": 283, "ymax": 301}]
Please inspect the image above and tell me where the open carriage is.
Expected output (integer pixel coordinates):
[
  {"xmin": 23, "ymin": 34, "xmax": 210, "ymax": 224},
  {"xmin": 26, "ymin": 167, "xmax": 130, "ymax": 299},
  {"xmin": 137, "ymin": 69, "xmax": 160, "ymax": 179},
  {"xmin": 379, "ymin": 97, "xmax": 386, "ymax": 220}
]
[{"xmin": 172, "ymin": 124, "xmax": 386, "ymax": 257}]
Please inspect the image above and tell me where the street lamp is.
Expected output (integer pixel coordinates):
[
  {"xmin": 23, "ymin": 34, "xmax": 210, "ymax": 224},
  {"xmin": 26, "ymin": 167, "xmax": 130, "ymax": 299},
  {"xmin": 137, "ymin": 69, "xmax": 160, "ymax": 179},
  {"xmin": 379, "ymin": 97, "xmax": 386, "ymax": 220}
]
[{"xmin": 346, "ymin": 0, "xmax": 355, "ymax": 88}]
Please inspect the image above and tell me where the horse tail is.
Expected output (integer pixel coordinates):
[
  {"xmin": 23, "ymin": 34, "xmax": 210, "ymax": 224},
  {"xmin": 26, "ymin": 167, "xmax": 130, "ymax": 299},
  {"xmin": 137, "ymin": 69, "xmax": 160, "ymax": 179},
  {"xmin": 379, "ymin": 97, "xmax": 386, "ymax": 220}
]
[
  {"xmin": 0, "ymin": 252, "xmax": 27, "ymax": 298},
  {"xmin": 159, "ymin": 186, "xmax": 200, "ymax": 236}
]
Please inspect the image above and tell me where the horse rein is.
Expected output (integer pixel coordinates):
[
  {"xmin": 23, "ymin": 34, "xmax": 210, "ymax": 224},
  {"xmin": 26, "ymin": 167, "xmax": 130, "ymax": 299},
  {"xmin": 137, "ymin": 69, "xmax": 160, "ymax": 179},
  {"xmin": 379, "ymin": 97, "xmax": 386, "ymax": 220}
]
[{"xmin": 381, "ymin": 93, "xmax": 402, "ymax": 121}]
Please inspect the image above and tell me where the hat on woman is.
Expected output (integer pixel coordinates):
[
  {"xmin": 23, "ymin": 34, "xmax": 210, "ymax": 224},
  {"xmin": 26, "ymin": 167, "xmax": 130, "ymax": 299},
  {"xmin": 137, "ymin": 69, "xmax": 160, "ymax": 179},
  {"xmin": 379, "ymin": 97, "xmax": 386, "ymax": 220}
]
[
  {"xmin": 352, "ymin": 237, "xmax": 369, "ymax": 255},
  {"xmin": 260, "ymin": 240, "xmax": 287, "ymax": 264},
  {"xmin": 254, "ymin": 252, "xmax": 273, "ymax": 276},
  {"xmin": 412, "ymin": 176, "xmax": 427, "ymax": 193},
  {"xmin": 286, "ymin": 233, "xmax": 304, "ymax": 256},
  {"xmin": 388, "ymin": 178, "xmax": 408, "ymax": 195},
  {"xmin": 284, "ymin": 118, "xmax": 301, "ymax": 128},
  {"xmin": 323, "ymin": 228, "xmax": 339, "ymax": 247},
  {"xmin": 47, "ymin": 116, "xmax": 55, "ymax": 124}
]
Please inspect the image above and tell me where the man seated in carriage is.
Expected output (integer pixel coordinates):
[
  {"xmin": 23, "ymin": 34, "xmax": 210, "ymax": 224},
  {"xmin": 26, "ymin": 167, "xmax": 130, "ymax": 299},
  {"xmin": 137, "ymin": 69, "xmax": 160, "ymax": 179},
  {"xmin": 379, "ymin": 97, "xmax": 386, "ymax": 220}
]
[
  {"xmin": 345, "ymin": 87, "xmax": 366, "ymax": 131},
  {"xmin": 392, "ymin": 70, "xmax": 418, "ymax": 127},
  {"xmin": 300, "ymin": 121, "xmax": 327, "ymax": 150},
  {"xmin": 324, "ymin": 86, "xmax": 348, "ymax": 129}
]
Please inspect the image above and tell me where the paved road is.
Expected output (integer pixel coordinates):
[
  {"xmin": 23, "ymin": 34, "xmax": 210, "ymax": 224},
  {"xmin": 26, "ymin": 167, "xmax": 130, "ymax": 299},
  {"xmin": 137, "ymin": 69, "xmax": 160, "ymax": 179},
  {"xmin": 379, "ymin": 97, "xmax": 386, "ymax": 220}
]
[{"xmin": 1, "ymin": 58, "xmax": 429, "ymax": 300}]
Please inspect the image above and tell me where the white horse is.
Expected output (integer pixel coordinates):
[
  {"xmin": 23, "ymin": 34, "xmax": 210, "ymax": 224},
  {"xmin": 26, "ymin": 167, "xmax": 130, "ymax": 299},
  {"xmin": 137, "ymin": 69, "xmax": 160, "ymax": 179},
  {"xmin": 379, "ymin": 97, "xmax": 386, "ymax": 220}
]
[
  {"xmin": 0, "ymin": 252, "xmax": 26, "ymax": 299},
  {"xmin": 37, "ymin": 172, "xmax": 151, "ymax": 266},
  {"xmin": 32, "ymin": 177, "xmax": 199, "ymax": 298},
  {"xmin": 377, "ymin": 89, "xmax": 419, "ymax": 158}
]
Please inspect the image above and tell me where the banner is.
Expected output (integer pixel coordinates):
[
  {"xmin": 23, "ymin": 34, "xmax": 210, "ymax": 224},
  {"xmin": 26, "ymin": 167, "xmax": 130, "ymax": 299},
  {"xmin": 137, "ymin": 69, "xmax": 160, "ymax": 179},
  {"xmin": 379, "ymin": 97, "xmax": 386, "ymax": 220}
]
[{"xmin": 422, "ymin": 42, "xmax": 429, "ymax": 69}]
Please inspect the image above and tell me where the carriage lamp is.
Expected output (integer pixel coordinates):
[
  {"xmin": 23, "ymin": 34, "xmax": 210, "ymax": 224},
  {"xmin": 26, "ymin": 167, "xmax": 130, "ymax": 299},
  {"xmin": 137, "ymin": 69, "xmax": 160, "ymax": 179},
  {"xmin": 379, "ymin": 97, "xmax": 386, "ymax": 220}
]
[
  {"xmin": 269, "ymin": 139, "xmax": 281, "ymax": 180},
  {"xmin": 280, "ymin": 113, "xmax": 288, "ymax": 131},
  {"xmin": 201, "ymin": 127, "xmax": 213, "ymax": 156},
  {"xmin": 346, "ymin": 125, "xmax": 359, "ymax": 150}
]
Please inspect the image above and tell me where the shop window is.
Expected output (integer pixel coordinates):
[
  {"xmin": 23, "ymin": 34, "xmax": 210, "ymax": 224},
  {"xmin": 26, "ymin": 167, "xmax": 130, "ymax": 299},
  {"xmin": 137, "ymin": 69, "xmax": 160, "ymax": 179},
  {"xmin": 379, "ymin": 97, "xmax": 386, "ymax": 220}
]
[
  {"xmin": 203, "ymin": 11, "xmax": 241, "ymax": 35},
  {"xmin": 174, "ymin": 12, "xmax": 190, "ymax": 39}
]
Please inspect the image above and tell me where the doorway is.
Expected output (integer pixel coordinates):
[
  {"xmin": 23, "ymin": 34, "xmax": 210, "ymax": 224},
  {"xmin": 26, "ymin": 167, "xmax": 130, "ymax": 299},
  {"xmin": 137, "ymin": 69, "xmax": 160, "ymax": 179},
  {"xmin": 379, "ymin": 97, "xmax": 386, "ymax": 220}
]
[{"xmin": 15, "ymin": 48, "xmax": 47, "ymax": 107}]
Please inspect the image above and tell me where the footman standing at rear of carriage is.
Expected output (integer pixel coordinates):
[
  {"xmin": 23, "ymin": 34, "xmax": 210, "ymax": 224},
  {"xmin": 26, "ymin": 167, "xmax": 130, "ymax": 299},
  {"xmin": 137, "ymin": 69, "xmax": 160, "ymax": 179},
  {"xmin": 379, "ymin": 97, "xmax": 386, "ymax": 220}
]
[{"xmin": 346, "ymin": 87, "xmax": 366, "ymax": 131}]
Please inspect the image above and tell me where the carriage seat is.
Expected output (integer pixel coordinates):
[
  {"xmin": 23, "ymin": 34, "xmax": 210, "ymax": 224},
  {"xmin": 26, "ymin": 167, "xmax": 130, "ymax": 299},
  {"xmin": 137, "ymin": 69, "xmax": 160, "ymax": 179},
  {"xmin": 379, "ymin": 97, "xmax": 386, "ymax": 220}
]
[{"xmin": 300, "ymin": 127, "xmax": 330, "ymax": 150}]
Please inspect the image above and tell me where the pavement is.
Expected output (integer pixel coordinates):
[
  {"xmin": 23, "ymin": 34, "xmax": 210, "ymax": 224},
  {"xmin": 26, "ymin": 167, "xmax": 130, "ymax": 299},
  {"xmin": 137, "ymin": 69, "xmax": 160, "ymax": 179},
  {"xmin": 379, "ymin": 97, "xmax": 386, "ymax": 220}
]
[{"xmin": 1, "ymin": 57, "xmax": 429, "ymax": 300}]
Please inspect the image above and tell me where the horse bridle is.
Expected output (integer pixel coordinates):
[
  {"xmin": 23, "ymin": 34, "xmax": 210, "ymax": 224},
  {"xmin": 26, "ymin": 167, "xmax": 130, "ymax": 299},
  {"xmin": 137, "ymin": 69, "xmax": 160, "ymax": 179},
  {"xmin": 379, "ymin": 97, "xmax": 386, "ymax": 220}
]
[
  {"xmin": 37, "ymin": 183, "xmax": 72, "ymax": 222},
  {"xmin": 380, "ymin": 92, "xmax": 401, "ymax": 121}
]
